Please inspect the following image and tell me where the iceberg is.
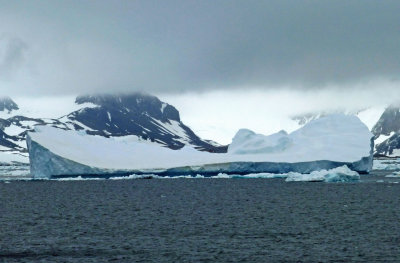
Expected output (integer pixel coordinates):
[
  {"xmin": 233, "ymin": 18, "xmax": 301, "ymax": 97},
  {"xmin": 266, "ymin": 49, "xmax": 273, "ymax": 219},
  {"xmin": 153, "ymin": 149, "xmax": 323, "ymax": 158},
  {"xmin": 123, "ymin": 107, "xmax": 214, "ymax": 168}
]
[
  {"xmin": 285, "ymin": 165, "xmax": 360, "ymax": 182},
  {"xmin": 27, "ymin": 114, "xmax": 374, "ymax": 179}
]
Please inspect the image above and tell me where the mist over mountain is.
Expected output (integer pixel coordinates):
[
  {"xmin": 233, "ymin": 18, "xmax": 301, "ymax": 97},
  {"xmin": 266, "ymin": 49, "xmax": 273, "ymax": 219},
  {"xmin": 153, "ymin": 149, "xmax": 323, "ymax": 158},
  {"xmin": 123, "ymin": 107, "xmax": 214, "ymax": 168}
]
[{"xmin": 0, "ymin": 97, "xmax": 19, "ymax": 113}]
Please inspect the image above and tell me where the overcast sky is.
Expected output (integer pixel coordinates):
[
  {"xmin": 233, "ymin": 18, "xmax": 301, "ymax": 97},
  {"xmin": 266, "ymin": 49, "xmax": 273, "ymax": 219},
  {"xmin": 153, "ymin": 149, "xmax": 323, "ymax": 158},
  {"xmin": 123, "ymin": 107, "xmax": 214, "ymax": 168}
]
[
  {"xmin": 1, "ymin": 1, "xmax": 400, "ymax": 142},
  {"xmin": 1, "ymin": 0, "xmax": 400, "ymax": 96}
]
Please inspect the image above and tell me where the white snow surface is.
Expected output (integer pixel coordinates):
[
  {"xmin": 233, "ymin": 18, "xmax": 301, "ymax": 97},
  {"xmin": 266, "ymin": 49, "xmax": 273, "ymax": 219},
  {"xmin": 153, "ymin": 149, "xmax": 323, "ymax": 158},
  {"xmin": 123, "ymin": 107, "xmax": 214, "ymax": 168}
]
[
  {"xmin": 0, "ymin": 152, "xmax": 29, "ymax": 164},
  {"xmin": 388, "ymin": 149, "xmax": 400, "ymax": 157},
  {"xmin": 160, "ymin": 103, "xmax": 167, "ymax": 113},
  {"xmin": 28, "ymin": 114, "xmax": 373, "ymax": 171},
  {"xmin": 285, "ymin": 166, "xmax": 360, "ymax": 182},
  {"xmin": 3, "ymin": 125, "xmax": 26, "ymax": 137}
]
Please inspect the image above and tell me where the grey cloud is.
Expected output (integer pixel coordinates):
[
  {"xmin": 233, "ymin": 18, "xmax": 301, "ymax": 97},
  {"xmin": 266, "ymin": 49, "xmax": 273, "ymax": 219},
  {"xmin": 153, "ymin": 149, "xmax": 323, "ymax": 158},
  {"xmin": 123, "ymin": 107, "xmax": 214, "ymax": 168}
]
[
  {"xmin": 0, "ymin": 35, "xmax": 28, "ymax": 80},
  {"xmin": 0, "ymin": 0, "xmax": 399, "ymax": 96}
]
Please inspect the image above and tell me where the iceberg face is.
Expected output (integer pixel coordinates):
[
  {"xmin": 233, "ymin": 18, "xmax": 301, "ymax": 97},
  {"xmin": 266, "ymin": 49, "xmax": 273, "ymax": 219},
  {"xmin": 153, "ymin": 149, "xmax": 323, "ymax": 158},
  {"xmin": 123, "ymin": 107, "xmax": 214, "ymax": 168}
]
[
  {"xmin": 27, "ymin": 114, "xmax": 374, "ymax": 179},
  {"xmin": 285, "ymin": 166, "xmax": 360, "ymax": 182},
  {"xmin": 27, "ymin": 137, "xmax": 107, "ymax": 179}
]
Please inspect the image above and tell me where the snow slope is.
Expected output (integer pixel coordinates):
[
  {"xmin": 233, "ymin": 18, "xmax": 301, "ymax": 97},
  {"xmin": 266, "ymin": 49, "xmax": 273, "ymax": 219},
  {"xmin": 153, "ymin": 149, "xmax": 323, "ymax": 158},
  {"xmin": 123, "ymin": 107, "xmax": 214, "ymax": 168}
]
[
  {"xmin": 27, "ymin": 114, "xmax": 374, "ymax": 178},
  {"xmin": 0, "ymin": 152, "xmax": 28, "ymax": 164}
]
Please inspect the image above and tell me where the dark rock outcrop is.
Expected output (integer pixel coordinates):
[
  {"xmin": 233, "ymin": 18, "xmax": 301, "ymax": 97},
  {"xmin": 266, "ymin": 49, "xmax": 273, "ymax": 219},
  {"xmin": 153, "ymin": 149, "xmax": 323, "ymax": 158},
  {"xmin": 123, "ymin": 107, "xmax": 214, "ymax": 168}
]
[{"xmin": 372, "ymin": 106, "xmax": 400, "ymax": 156}]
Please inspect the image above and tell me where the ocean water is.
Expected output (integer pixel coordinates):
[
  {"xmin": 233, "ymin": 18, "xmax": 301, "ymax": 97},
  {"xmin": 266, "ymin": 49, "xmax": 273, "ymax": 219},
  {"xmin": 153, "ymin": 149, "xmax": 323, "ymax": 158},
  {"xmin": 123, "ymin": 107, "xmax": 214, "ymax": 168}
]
[{"xmin": 1, "ymin": 178, "xmax": 400, "ymax": 262}]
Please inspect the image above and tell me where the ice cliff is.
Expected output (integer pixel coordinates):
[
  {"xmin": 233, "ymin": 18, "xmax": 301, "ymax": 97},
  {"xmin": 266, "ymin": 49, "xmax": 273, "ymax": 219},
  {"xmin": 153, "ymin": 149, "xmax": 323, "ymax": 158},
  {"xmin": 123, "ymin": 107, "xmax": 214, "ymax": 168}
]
[{"xmin": 27, "ymin": 114, "xmax": 374, "ymax": 179}]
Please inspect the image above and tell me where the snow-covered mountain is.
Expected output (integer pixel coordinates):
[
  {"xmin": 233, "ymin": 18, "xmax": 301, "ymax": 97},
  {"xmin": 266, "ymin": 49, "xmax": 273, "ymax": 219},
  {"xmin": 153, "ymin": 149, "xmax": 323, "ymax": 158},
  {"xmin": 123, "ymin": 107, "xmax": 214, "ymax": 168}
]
[
  {"xmin": 4, "ymin": 92, "xmax": 400, "ymax": 162},
  {"xmin": 0, "ymin": 94, "xmax": 227, "ymax": 161},
  {"xmin": 371, "ymin": 106, "xmax": 400, "ymax": 157}
]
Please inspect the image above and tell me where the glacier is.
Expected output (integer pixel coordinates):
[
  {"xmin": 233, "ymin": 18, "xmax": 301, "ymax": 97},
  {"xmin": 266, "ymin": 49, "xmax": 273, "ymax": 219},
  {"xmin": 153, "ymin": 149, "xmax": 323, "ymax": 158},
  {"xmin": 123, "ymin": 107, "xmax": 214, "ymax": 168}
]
[{"xmin": 26, "ymin": 114, "xmax": 374, "ymax": 179}]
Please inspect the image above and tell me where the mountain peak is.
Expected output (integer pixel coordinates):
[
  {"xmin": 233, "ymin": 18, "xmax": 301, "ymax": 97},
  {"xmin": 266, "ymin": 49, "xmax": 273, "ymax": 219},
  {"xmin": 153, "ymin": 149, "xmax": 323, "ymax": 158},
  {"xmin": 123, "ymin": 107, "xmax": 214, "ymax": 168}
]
[
  {"xmin": 372, "ymin": 105, "xmax": 400, "ymax": 137},
  {"xmin": 75, "ymin": 93, "xmax": 180, "ymax": 122},
  {"xmin": 0, "ymin": 97, "xmax": 19, "ymax": 113}
]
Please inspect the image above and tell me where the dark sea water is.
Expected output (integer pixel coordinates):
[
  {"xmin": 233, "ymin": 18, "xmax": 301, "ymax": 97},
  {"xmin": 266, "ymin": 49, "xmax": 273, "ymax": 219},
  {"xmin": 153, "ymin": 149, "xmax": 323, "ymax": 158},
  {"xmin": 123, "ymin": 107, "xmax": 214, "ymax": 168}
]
[{"xmin": 1, "ymin": 178, "xmax": 400, "ymax": 262}]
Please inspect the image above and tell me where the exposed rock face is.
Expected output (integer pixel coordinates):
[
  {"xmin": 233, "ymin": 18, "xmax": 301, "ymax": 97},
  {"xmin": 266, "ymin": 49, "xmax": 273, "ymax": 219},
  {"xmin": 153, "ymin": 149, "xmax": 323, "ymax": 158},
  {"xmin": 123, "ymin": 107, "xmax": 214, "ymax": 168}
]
[
  {"xmin": 64, "ymin": 93, "xmax": 226, "ymax": 152},
  {"xmin": 374, "ymin": 134, "xmax": 400, "ymax": 157},
  {"xmin": 372, "ymin": 106, "xmax": 400, "ymax": 156},
  {"xmin": 372, "ymin": 106, "xmax": 400, "ymax": 137}
]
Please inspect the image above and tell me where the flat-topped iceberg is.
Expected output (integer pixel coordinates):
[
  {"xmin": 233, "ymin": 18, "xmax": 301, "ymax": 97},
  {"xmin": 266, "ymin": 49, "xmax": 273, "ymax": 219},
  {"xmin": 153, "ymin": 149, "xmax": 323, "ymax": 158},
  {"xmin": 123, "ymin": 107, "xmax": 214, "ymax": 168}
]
[{"xmin": 27, "ymin": 114, "xmax": 374, "ymax": 179}]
